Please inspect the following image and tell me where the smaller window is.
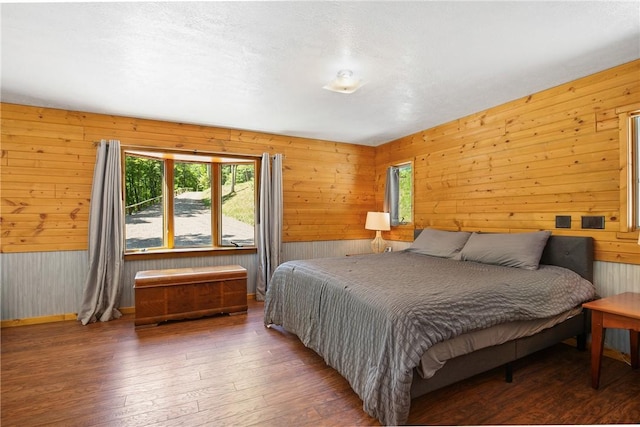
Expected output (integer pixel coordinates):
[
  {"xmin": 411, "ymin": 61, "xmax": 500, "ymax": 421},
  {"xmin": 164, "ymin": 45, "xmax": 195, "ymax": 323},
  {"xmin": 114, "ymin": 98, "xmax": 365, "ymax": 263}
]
[
  {"xmin": 618, "ymin": 105, "xmax": 640, "ymax": 235},
  {"xmin": 385, "ymin": 162, "xmax": 413, "ymax": 226},
  {"xmin": 397, "ymin": 163, "xmax": 413, "ymax": 224}
]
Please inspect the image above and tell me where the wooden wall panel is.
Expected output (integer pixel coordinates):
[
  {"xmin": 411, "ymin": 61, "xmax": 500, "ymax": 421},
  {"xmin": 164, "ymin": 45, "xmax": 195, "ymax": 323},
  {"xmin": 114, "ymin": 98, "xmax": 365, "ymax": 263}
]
[
  {"xmin": 1, "ymin": 104, "xmax": 376, "ymax": 253},
  {"xmin": 375, "ymin": 59, "xmax": 640, "ymax": 264},
  {"xmin": 3, "ymin": 60, "xmax": 640, "ymax": 264}
]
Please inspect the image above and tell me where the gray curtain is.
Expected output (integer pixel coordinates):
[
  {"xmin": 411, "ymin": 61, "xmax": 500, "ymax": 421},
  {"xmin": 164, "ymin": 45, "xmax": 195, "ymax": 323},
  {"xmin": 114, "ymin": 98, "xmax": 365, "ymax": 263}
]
[
  {"xmin": 256, "ymin": 153, "xmax": 283, "ymax": 301},
  {"xmin": 77, "ymin": 140, "xmax": 124, "ymax": 325},
  {"xmin": 384, "ymin": 166, "xmax": 400, "ymax": 226}
]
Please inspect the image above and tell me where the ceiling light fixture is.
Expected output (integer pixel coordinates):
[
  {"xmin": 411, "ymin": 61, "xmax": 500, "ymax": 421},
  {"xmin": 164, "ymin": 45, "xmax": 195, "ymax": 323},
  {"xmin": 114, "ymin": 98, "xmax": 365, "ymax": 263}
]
[{"xmin": 323, "ymin": 69, "xmax": 364, "ymax": 94}]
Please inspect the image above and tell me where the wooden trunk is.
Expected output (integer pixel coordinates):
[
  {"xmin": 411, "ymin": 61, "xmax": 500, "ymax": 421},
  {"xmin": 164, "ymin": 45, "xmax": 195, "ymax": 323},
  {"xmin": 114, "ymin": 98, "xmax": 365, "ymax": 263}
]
[{"xmin": 134, "ymin": 265, "xmax": 248, "ymax": 327}]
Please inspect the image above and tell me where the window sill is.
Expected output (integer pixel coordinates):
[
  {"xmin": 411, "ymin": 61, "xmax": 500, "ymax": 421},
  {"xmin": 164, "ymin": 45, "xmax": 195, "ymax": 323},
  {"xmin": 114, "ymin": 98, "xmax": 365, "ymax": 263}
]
[
  {"xmin": 392, "ymin": 223, "xmax": 413, "ymax": 228},
  {"xmin": 616, "ymin": 231, "xmax": 639, "ymax": 241},
  {"xmin": 125, "ymin": 246, "xmax": 257, "ymax": 261}
]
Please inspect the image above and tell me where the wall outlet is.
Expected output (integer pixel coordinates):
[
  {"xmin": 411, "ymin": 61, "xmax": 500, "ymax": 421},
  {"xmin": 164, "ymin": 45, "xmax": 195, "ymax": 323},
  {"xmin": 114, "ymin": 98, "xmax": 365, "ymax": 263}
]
[
  {"xmin": 555, "ymin": 215, "xmax": 571, "ymax": 228},
  {"xmin": 581, "ymin": 216, "xmax": 605, "ymax": 229}
]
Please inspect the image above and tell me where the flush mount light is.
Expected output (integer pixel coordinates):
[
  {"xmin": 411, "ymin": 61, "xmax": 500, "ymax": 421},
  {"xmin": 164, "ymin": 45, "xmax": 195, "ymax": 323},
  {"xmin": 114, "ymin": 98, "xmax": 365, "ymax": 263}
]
[{"xmin": 323, "ymin": 69, "xmax": 365, "ymax": 94}]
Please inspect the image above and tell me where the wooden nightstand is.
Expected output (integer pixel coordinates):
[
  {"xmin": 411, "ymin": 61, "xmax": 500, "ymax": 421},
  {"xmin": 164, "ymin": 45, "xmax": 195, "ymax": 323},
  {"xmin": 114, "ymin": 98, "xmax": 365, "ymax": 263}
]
[{"xmin": 582, "ymin": 292, "xmax": 640, "ymax": 389}]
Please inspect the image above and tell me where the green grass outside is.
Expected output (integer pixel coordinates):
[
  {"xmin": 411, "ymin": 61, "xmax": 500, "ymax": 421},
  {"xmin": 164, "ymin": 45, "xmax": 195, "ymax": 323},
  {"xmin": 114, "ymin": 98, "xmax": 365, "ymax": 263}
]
[{"xmin": 201, "ymin": 181, "xmax": 255, "ymax": 226}]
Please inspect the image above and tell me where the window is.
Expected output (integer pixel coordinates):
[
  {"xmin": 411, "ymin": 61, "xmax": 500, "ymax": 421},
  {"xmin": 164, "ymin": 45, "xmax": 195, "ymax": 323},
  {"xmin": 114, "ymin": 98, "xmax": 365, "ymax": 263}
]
[
  {"xmin": 618, "ymin": 105, "xmax": 640, "ymax": 236},
  {"xmin": 124, "ymin": 149, "xmax": 256, "ymax": 253},
  {"xmin": 385, "ymin": 162, "xmax": 413, "ymax": 226},
  {"xmin": 397, "ymin": 163, "xmax": 413, "ymax": 224},
  {"xmin": 173, "ymin": 160, "xmax": 212, "ymax": 247}
]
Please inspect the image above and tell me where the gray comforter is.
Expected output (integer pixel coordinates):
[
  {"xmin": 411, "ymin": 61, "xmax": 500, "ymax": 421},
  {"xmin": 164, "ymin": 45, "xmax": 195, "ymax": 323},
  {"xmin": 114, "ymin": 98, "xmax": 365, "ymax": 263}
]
[{"xmin": 263, "ymin": 251, "xmax": 595, "ymax": 425}]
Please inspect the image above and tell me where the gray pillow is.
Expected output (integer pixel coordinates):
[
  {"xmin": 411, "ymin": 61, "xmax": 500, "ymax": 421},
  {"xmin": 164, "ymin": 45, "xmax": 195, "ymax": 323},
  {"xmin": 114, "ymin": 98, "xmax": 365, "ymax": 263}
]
[
  {"xmin": 408, "ymin": 228, "xmax": 472, "ymax": 259},
  {"xmin": 459, "ymin": 231, "xmax": 551, "ymax": 270}
]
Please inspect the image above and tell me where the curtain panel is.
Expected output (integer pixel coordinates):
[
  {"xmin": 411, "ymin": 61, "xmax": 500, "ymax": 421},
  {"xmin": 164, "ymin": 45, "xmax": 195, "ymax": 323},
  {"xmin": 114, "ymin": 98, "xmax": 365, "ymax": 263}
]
[
  {"xmin": 256, "ymin": 153, "xmax": 283, "ymax": 300},
  {"xmin": 384, "ymin": 166, "xmax": 400, "ymax": 226},
  {"xmin": 77, "ymin": 140, "xmax": 124, "ymax": 325}
]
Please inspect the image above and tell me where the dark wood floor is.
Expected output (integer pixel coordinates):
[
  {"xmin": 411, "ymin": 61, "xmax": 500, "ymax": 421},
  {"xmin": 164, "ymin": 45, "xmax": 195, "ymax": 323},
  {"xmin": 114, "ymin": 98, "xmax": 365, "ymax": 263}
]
[{"xmin": 2, "ymin": 300, "xmax": 639, "ymax": 426}]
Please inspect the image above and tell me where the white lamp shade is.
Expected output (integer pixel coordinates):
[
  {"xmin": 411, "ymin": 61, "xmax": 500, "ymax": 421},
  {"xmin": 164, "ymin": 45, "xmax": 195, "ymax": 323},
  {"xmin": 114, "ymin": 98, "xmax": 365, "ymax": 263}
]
[{"xmin": 365, "ymin": 212, "xmax": 390, "ymax": 231}]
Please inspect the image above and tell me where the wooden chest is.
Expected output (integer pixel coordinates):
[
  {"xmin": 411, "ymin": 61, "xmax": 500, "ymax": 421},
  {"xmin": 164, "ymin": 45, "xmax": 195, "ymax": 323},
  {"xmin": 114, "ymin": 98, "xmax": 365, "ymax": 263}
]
[{"xmin": 134, "ymin": 265, "xmax": 248, "ymax": 327}]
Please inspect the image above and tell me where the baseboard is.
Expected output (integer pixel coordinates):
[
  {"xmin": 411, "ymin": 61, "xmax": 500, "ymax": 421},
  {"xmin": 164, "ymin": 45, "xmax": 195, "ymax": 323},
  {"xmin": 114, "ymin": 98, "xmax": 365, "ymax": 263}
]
[
  {"xmin": 1, "ymin": 313, "xmax": 79, "ymax": 328},
  {"xmin": 1, "ymin": 293, "xmax": 257, "ymax": 328},
  {"xmin": 0, "ymin": 308, "xmax": 135, "ymax": 328},
  {"xmin": 120, "ymin": 307, "xmax": 135, "ymax": 315}
]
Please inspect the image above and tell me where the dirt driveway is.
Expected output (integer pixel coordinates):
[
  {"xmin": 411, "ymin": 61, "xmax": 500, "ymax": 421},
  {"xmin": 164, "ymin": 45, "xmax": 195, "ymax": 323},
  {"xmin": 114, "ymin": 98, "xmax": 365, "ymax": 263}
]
[{"xmin": 125, "ymin": 191, "xmax": 254, "ymax": 250}]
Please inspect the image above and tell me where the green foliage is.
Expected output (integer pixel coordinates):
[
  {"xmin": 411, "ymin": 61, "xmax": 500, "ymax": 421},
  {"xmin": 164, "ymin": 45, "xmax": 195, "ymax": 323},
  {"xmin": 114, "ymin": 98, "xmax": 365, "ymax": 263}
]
[
  {"xmin": 221, "ymin": 164, "xmax": 254, "ymax": 187},
  {"xmin": 222, "ymin": 180, "xmax": 255, "ymax": 226},
  {"xmin": 124, "ymin": 156, "xmax": 163, "ymax": 212},
  {"xmin": 174, "ymin": 162, "xmax": 211, "ymax": 191},
  {"xmin": 398, "ymin": 165, "xmax": 412, "ymax": 224},
  {"xmin": 221, "ymin": 164, "xmax": 255, "ymax": 225},
  {"xmin": 126, "ymin": 156, "xmax": 215, "ymax": 213},
  {"xmin": 125, "ymin": 156, "xmax": 256, "ymax": 224}
]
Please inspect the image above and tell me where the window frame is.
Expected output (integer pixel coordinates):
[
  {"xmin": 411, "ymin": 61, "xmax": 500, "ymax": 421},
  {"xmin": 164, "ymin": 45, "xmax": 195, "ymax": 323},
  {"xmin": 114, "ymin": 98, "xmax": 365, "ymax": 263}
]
[
  {"xmin": 386, "ymin": 159, "xmax": 414, "ymax": 228},
  {"xmin": 395, "ymin": 161, "xmax": 414, "ymax": 225},
  {"xmin": 617, "ymin": 103, "xmax": 640, "ymax": 240},
  {"xmin": 122, "ymin": 147, "xmax": 259, "ymax": 260}
]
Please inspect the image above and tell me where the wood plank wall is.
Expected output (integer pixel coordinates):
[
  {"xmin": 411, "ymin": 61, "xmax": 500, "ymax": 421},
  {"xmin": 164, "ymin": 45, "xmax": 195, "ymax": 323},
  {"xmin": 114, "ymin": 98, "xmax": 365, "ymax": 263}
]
[
  {"xmin": 0, "ymin": 105, "xmax": 376, "ymax": 253},
  {"xmin": 3, "ymin": 60, "xmax": 640, "ymax": 264},
  {"xmin": 375, "ymin": 60, "xmax": 640, "ymax": 264}
]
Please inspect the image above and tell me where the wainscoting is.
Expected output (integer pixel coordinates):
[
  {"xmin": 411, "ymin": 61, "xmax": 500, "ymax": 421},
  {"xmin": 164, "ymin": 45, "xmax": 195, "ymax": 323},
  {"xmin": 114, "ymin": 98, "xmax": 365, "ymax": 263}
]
[
  {"xmin": 593, "ymin": 261, "xmax": 640, "ymax": 354},
  {"xmin": 0, "ymin": 250, "xmax": 87, "ymax": 320},
  {"xmin": 2, "ymin": 241, "xmax": 639, "ymax": 355},
  {"xmin": 0, "ymin": 240, "xmax": 377, "ymax": 319}
]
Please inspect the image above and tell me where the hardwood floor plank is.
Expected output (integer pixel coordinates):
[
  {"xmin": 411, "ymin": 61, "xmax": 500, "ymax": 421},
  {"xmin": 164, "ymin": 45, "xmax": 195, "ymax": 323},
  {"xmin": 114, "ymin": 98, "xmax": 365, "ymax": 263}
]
[
  {"xmin": 144, "ymin": 408, "xmax": 217, "ymax": 427},
  {"xmin": 89, "ymin": 401, "xmax": 201, "ymax": 427},
  {"xmin": 2, "ymin": 299, "xmax": 638, "ymax": 426},
  {"xmin": 123, "ymin": 380, "xmax": 237, "ymax": 408}
]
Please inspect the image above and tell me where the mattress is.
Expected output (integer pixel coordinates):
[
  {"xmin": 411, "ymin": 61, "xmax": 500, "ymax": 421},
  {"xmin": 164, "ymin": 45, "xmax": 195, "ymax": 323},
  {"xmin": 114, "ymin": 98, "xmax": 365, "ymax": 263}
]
[{"xmin": 418, "ymin": 306, "xmax": 582, "ymax": 379}]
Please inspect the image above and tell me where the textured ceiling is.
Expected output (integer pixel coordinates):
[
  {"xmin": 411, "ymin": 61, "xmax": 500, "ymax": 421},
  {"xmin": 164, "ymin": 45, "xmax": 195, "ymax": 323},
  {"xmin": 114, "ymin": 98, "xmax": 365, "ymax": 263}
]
[{"xmin": 2, "ymin": 1, "xmax": 639, "ymax": 146}]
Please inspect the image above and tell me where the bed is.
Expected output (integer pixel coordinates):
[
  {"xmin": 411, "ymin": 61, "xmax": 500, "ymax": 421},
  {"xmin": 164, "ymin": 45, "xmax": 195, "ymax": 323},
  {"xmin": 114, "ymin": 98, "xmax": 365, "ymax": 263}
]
[{"xmin": 263, "ymin": 229, "xmax": 596, "ymax": 425}]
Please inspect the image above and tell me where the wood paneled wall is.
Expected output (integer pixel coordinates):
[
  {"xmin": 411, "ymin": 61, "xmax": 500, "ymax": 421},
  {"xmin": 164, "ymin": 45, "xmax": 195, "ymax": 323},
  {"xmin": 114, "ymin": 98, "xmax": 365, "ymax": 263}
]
[
  {"xmin": 0, "ymin": 104, "xmax": 376, "ymax": 253},
  {"xmin": 376, "ymin": 60, "xmax": 640, "ymax": 264},
  {"xmin": 3, "ymin": 60, "xmax": 640, "ymax": 264}
]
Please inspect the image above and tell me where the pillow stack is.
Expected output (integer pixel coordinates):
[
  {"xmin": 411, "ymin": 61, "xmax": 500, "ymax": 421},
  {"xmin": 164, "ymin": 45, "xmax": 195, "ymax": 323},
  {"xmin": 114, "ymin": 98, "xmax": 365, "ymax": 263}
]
[{"xmin": 409, "ymin": 229, "xmax": 552, "ymax": 270}]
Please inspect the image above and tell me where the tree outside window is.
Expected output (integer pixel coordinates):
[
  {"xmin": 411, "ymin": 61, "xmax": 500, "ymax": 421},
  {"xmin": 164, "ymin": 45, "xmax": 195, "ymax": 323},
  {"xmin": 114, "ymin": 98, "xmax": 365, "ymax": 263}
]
[{"xmin": 397, "ymin": 163, "xmax": 413, "ymax": 224}]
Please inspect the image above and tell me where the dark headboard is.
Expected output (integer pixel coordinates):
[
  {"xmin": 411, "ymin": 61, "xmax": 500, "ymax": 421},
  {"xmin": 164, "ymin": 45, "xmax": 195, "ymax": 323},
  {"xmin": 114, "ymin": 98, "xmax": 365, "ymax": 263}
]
[
  {"xmin": 540, "ymin": 235, "xmax": 594, "ymax": 282},
  {"xmin": 413, "ymin": 230, "xmax": 594, "ymax": 283}
]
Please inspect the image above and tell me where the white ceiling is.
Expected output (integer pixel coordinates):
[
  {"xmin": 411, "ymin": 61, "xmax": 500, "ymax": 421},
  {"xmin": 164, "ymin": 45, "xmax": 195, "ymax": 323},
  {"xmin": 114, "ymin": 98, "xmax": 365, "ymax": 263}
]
[{"xmin": 2, "ymin": 1, "xmax": 639, "ymax": 146}]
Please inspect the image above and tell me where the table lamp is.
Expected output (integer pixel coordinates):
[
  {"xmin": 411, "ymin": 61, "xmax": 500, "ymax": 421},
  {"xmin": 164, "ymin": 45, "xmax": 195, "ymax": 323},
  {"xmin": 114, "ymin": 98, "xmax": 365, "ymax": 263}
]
[{"xmin": 365, "ymin": 212, "xmax": 391, "ymax": 253}]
